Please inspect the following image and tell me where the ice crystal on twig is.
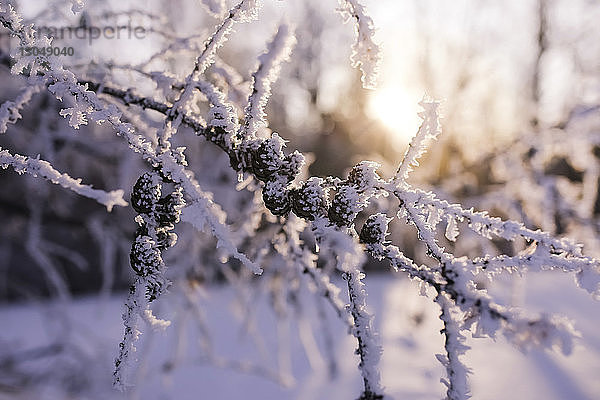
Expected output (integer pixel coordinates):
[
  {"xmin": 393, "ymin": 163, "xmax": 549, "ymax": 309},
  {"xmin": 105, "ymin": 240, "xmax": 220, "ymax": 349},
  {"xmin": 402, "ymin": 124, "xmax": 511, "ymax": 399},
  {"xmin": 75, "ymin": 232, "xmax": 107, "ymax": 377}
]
[
  {"xmin": 336, "ymin": 0, "xmax": 381, "ymax": 89},
  {"xmin": 240, "ymin": 24, "xmax": 296, "ymax": 140},
  {"xmin": 0, "ymin": 147, "xmax": 127, "ymax": 211}
]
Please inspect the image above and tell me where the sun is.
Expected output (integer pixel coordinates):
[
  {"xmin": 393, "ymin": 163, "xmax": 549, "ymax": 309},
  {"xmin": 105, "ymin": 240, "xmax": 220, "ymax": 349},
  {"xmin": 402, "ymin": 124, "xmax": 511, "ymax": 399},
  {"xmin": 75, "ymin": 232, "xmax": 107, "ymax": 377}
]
[{"xmin": 367, "ymin": 86, "xmax": 423, "ymax": 147}]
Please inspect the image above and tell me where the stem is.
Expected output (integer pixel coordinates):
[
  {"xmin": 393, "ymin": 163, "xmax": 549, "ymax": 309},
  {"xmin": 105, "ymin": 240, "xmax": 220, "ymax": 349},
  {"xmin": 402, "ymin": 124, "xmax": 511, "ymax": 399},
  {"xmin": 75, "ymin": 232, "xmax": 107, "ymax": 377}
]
[{"xmin": 343, "ymin": 269, "xmax": 384, "ymax": 400}]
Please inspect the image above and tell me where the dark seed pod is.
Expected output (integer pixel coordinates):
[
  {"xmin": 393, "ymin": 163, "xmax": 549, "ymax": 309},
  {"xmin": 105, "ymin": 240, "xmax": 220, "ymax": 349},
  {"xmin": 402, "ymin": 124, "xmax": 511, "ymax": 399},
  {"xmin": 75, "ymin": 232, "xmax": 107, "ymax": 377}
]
[
  {"xmin": 359, "ymin": 213, "xmax": 390, "ymax": 244},
  {"xmin": 291, "ymin": 177, "xmax": 327, "ymax": 220},
  {"xmin": 279, "ymin": 151, "xmax": 305, "ymax": 183},
  {"xmin": 155, "ymin": 187, "xmax": 185, "ymax": 225},
  {"xmin": 237, "ymin": 140, "xmax": 259, "ymax": 173},
  {"xmin": 131, "ymin": 172, "xmax": 161, "ymax": 214},
  {"xmin": 252, "ymin": 134, "xmax": 285, "ymax": 181},
  {"xmin": 328, "ymin": 185, "xmax": 360, "ymax": 227},
  {"xmin": 228, "ymin": 148, "xmax": 242, "ymax": 171},
  {"xmin": 206, "ymin": 125, "xmax": 228, "ymax": 148},
  {"xmin": 135, "ymin": 223, "xmax": 149, "ymax": 238},
  {"xmin": 347, "ymin": 161, "xmax": 381, "ymax": 192},
  {"xmin": 263, "ymin": 177, "xmax": 291, "ymax": 216},
  {"xmin": 130, "ymin": 235, "xmax": 163, "ymax": 276}
]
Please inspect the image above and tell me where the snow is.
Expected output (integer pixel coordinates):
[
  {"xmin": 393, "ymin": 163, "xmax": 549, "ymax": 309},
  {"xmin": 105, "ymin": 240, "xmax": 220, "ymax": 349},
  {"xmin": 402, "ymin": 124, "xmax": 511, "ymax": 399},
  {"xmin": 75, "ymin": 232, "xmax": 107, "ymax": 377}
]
[
  {"xmin": 393, "ymin": 99, "xmax": 442, "ymax": 184},
  {"xmin": 337, "ymin": 0, "xmax": 381, "ymax": 89},
  {"xmin": 1, "ymin": 273, "xmax": 598, "ymax": 400},
  {"xmin": 0, "ymin": 148, "xmax": 128, "ymax": 212},
  {"xmin": 0, "ymin": 83, "xmax": 44, "ymax": 134},
  {"xmin": 241, "ymin": 24, "xmax": 296, "ymax": 140}
]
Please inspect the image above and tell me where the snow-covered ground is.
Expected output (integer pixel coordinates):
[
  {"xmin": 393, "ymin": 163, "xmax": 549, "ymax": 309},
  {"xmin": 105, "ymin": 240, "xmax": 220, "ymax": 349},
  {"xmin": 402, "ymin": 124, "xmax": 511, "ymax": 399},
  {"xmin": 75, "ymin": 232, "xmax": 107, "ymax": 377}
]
[{"xmin": 0, "ymin": 273, "xmax": 598, "ymax": 400}]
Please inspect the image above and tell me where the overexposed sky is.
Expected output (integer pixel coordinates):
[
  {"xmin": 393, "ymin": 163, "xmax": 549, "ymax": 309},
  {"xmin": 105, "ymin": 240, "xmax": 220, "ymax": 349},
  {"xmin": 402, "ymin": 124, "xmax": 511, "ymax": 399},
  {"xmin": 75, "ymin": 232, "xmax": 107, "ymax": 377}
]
[{"xmin": 363, "ymin": 0, "xmax": 597, "ymax": 148}]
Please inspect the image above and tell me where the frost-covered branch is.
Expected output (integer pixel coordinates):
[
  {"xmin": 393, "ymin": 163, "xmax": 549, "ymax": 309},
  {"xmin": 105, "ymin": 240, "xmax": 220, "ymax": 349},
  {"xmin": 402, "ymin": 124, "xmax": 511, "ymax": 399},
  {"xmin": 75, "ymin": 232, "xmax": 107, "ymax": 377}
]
[
  {"xmin": 72, "ymin": 72, "xmax": 600, "ymax": 396},
  {"xmin": 1, "ymin": 6, "xmax": 260, "ymax": 278},
  {"xmin": 400, "ymin": 187, "xmax": 586, "ymax": 256},
  {"xmin": 156, "ymin": 0, "xmax": 261, "ymax": 148},
  {"xmin": 190, "ymin": 0, "xmax": 261, "ymax": 78},
  {"xmin": 343, "ymin": 268, "xmax": 384, "ymax": 400},
  {"xmin": 277, "ymin": 216, "xmax": 353, "ymax": 328},
  {"xmin": 0, "ymin": 82, "xmax": 44, "ymax": 134},
  {"xmin": 336, "ymin": 0, "xmax": 381, "ymax": 89},
  {"xmin": 3, "ymin": 3, "xmax": 600, "ymax": 399},
  {"xmin": 181, "ymin": 199, "xmax": 263, "ymax": 275},
  {"xmin": 0, "ymin": 147, "xmax": 127, "ymax": 211},
  {"xmin": 114, "ymin": 171, "xmax": 184, "ymax": 388},
  {"xmin": 394, "ymin": 99, "xmax": 442, "ymax": 183},
  {"xmin": 393, "ymin": 186, "xmax": 600, "ymax": 298},
  {"xmin": 240, "ymin": 23, "xmax": 296, "ymax": 140},
  {"xmin": 437, "ymin": 294, "xmax": 471, "ymax": 400},
  {"xmin": 113, "ymin": 282, "xmax": 143, "ymax": 391},
  {"xmin": 312, "ymin": 217, "xmax": 384, "ymax": 399}
]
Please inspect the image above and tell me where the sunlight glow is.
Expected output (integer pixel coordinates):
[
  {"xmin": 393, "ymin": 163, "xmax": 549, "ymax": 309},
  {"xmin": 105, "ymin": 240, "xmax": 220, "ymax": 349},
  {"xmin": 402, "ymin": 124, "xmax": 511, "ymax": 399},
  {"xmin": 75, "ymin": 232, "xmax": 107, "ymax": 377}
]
[{"xmin": 367, "ymin": 87, "xmax": 423, "ymax": 146}]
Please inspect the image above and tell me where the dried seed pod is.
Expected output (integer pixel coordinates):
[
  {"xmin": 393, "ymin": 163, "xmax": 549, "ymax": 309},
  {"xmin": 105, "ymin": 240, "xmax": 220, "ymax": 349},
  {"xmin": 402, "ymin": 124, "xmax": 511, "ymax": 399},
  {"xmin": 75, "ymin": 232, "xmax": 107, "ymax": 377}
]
[
  {"xmin": 360, "ymin": 213, "xmax": 391, "ymax": 244},
  {"xmin": 131, "ymin": 172, "xmax": 161, "ymax": 214},
  {"xmin": 279, "ymin": 150, "xmax": 305, "ymax": 182},
  {"xmin": 348, "ymin": 161, "xmax": 381, "ymax": 192},
  {"xmin": 328, "ymin": 184, "xmax": 362, "ymax": 226},
  {"xmin": 252, "ymin": 134, "xmax": 285, "ymax": 181},
  {"xmin": 155, "ymin": 187, "xmax": 185, "ymax": 225},
  {"xmin": 234, "ymin": 139, "xmax": 260, "ymax": 172},
  {"xmin": 206, "ymin": 125, "xmax": 228, "ymax": 148},
  {"xmin": 291, "ymin": 177, "xmax": 328, "ymax": 220},
  {"xmin": 130, "ymin": 235, "xmax": 163, "ymax": 276},
  {"xmin": 263, "ymin": 176, "xmax": 290, "ymax": 216},
  {"xmin": 134, "ymin": 223, "xmax": 149, "ymax": 238}
]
